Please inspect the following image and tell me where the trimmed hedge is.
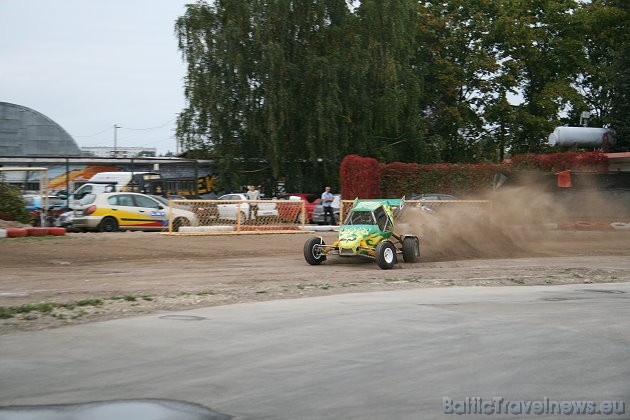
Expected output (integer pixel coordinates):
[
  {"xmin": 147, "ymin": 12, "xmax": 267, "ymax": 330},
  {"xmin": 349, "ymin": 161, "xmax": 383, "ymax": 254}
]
[
  {"xmin": 381, "ymin": 162, "xmax": 508, "ymax": 198},
  {"xmin": 339, "ymin": 155, "xmax": 381, "ymax": 199},
  {"xmin": 339, "ymin": 152, "xmax": 610, "ymax": 199},
  {"xmin": 510, "ymin": 151, "xmax": 608, "ymax": 172}
]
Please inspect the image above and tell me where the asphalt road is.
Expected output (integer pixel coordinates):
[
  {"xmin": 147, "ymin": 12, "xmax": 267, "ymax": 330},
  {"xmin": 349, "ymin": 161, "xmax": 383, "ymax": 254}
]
[{"xmin": 1, "ymin": 282, "xmax": 629, "ymax": 420}]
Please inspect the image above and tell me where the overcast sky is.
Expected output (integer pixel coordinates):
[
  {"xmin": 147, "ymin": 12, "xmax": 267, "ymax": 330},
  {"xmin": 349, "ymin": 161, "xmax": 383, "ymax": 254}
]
[{"xmin": 1, "ymin": 0, "xmax": 191, "ymax": 155}]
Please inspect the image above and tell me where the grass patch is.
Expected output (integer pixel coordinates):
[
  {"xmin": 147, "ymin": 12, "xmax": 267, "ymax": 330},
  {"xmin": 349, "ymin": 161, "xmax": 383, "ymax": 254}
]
[
  {"xmin": 0, "ymin": 299, "xmax": 103, "ymax": 320},
  {"xmin": 110, "ymin": 295, "xmax": 136, "ymax": 301}
]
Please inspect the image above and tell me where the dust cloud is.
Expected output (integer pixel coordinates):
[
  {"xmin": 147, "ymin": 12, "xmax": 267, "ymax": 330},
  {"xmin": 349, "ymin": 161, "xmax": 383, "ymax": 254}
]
[
  {"xmin": 397, "ymin": 205, "xmax": 529, "ymax": 262},
  {"xmin": 396, "ymin": 184, "xmax": 626, "ymax": 262}
]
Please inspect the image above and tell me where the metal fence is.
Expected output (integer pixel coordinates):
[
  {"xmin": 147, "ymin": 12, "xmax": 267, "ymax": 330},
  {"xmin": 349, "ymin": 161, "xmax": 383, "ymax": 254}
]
[
  {"xmin": 162, "ymin": 198, "xmax": 492, "ymax": 235},
  {"xmin": 164, "ymin": 199, "xmax": 308, "ymax": 235}
]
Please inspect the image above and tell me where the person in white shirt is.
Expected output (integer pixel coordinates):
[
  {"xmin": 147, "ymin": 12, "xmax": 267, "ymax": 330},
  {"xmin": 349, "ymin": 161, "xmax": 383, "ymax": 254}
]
[
  {"xmin": 321, "ymin": 186, "xmax": 335, "ymax": 225},
  {"xmin": 246, "ymin": 185, "xmax": 260, "ymax": 219}
]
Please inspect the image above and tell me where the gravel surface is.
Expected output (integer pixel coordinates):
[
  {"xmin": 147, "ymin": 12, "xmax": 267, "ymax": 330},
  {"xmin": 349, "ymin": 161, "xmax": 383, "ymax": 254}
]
[{"xmin": 1, "ymin": 216, "xmax": 629, "ymax": 334}]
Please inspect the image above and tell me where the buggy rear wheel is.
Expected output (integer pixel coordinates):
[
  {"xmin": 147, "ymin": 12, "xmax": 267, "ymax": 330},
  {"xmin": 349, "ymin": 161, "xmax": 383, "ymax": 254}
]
[
  {"xmin": 402, "ymin": 236, "xmax": 420, "ymax": 263},
  {"xmin": 375, "ymin": 241, "xmax": 396, "ymax": 269},
  {"xmin": 304, "ymin": 237, "xmax": 327, "ymax": 265}
]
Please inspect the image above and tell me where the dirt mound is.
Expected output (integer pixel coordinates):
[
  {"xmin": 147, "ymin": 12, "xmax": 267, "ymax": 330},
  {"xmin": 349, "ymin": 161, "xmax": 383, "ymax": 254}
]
[{"xmin": 0, "ymin": 219, "xmax": 31, "ymax": 229}]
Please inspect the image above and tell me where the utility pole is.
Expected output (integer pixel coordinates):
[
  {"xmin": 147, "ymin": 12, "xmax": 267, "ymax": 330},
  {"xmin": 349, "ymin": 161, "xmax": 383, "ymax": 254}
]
[{"xmin": 114, "ymin": 124, "xmax": 120, "ymax": 156}]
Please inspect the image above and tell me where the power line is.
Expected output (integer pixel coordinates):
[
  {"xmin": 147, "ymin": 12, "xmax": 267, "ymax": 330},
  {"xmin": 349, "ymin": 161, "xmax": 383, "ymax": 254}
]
[
  {"xmin": 117, "ymin": 117, "xmax": 176, "ymax": 131},
  {"xmin": 72, "ymin": 117, "xmax": 177, "ymax": 138},
  {"xmin": 73, "ymin": 126, "xmax": 113, "ymax": 138}
]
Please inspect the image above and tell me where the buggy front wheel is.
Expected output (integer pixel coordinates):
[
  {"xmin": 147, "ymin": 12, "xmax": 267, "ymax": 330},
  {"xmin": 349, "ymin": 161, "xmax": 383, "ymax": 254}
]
[
  {"xmin": 304, "ymin": 237, "xmax": 327, "ymax": 265},
  {"xmin": 375, "ymin": 241, "xmax": 397, "ymax": 269}
]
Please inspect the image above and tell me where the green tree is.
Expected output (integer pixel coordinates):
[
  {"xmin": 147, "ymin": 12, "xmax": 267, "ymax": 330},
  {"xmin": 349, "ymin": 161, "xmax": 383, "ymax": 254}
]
[
  {"xmin": 348, "ymin": 0, "xmax": 426, "ymax": 163},
  {"xmin": 174, "ymin": 0, "xmax": 625, "ymax": 190},
  {"xmin": 175, "ymin": 0, "xmax": 354, "ymax": 192},
  {"xmin": 572, "ymin": 0, "xmax": 629, "ymax": 150}
]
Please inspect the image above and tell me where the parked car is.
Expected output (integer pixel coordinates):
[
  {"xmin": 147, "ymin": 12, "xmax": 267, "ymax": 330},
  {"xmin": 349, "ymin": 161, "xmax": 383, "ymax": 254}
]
[
  {"xmin": 23, "ymin": 194, "xmax": 69, "ymax": 226},
  {"xmin": 410, "ymin": 193, "xmax": 459, "ymax": 211},
  {"xmin": 410, "ymin": 193, "xmax": 459, "ymax": 201},
  {"xmin": 216, "ymin": 193, "xmax": 279, "ymax": 221},
  {"xmin": 275, "ymin": 193, "xmax": 320, "ymax": 222},
  {"xmin": 311, "ymin": 194, "xmax": 341, "ymax": 225},
  {"xmin": 72, "ymin": 192, "xmax": 198, "ymax": 232}
]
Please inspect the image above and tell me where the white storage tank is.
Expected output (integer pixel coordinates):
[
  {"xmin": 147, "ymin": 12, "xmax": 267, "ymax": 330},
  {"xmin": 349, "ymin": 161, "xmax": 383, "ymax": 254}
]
[{"xmin": 548, "ymin": 126, "xmax": 615, "ymax": 147}]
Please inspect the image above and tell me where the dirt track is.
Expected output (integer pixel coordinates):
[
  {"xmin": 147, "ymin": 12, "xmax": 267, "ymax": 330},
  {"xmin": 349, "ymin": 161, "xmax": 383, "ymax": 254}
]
[{"xmin": 1, "ymin": 215, "xmax": 629, "ymax": 334}]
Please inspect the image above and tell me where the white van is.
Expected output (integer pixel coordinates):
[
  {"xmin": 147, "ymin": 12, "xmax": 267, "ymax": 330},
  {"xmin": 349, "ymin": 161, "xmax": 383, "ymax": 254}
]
[{"xmin": 70, "ymin": 172, "xmax": 162, "ymax": 205}]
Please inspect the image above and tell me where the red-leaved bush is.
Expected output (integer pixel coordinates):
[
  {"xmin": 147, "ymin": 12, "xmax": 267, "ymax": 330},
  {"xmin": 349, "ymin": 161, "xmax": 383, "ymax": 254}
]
[
  {"xmin": 510, "ymin": 151, "xmax": 608, "ymax": 172},
  {"xmin": 338, "ymin": 152, "xmax": 609, "ymax": 199},
  {"xmin": 339, "ymin": 155, "xmax": 381, "ymax": 199},
  {"xmin": 380, "ymin": 162, "xmax": 508, "ymax": 198}
]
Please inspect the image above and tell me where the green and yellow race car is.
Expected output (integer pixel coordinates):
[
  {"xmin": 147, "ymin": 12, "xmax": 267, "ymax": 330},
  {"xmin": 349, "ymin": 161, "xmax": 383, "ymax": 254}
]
[{"xmin": 303, "ymin": 197, "xmax": 420, "ymax": 270}]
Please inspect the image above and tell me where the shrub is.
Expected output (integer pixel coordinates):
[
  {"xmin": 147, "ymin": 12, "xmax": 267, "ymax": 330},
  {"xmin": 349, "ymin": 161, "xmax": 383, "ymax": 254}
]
[
  {"xmin": 510, "ymin": 151, "xmax": 608, "ymax": 172},
  {"xmin": 380, "ymin": 162, "xmax": 508, "ymax": 198},
  {"xmin": 0, "ymin": 182, "xmax": 32, "ymax": 223},
  {"xmin": 339, "ymin": 155, "xmax": 381, "ymax": 198}
]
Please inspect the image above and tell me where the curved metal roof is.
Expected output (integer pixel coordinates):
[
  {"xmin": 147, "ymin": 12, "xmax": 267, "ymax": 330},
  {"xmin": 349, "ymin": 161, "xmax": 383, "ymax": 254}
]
[{"xmin": 0, "ymin": 102, "xmax": 81, "ymax": 156}]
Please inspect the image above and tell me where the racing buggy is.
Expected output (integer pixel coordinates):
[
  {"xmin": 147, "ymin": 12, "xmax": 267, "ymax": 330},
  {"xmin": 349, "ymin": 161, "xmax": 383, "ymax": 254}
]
[{"xmin": 303, "ymin": 197, "xmax": 420, "ymax": 270}]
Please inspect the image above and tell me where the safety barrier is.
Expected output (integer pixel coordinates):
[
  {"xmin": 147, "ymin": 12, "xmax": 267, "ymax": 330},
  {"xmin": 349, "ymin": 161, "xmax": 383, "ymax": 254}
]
[
  {"xmin": 163, "ymin": 199, "xmax": 311, "ymax": 235},
  {"xmin": 161, "ymin": 198, "xmax": 493, "ymax": 235}
]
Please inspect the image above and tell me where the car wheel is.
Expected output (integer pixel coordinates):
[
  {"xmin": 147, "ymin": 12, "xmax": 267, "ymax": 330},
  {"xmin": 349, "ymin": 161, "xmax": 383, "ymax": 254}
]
[
  {"xmin": 402, "ymin": 236, "xmax": 420, "ymax": 263},
  {"xmin": 304, "ymin": 237, "xmax": 327, "ymax": 265},
  {"xmin": 375, "ymin": 241, "xmax": 396, "ymax": 270},
  {"xmin": 98, "ymin": 217, "xmax": 118, "ymax": 232},
  {"xmin": 173, "ymin": 217, "xmax": 190, "ymax": 232}
]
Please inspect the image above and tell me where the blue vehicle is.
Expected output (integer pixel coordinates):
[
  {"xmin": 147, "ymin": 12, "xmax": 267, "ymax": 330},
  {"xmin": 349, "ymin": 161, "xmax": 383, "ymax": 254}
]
[{"xmin": 23, "ymin": 194, "xmax": 68, "ymax": 226}]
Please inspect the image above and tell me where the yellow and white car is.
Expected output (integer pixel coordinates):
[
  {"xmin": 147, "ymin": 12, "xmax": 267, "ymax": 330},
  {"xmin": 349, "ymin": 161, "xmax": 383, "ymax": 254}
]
[{"xmin": 72, "ymin": 192, "xmax": 198, "ymax": 232}]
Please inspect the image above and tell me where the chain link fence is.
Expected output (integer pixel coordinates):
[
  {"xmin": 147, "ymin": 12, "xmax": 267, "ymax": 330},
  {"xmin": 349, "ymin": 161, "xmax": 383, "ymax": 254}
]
[{"xmin": 163, "ymin": 199, "xmax": 309, "ymax": 235}]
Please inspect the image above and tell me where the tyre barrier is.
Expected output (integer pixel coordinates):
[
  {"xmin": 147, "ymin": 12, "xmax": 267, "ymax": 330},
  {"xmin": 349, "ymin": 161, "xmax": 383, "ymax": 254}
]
[
  {"xmin": 239, "ymin": 225, "xmax": 300, "ymax": 232},
  {"xmin": 27, "ymin": 227, "xmax": 48, "ymax": 237},
  {"xmin": 47, "ymin": 227, "xmax": 67, "ymax": 236},
  {"xmin": 557, "ymin": 220, "xmax": 620, "ymax": 231},
  {"xmin": 611, "ymin": 222, "xmax": 630, "ymax": 231},
  {"xmin": 5, "ymin": 228, "xmax": 28, "ymax": 238},
  {"xmin": 0, "ymin": 226, "xmax": 66, "ymax": 239},
  {"xmin": 179, "ymin": 225, "xmax": 234, "ymax": 233}
]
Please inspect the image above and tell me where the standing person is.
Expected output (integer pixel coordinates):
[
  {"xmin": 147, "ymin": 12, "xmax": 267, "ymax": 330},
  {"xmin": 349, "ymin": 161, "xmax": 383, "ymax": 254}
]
[
  {"xmin": 246, "ymin": 185, "xmax": 260, "ymax": 220},
  {"xmin": 321, "ymin": 186, "xmax": 335, "ymax": 225}
]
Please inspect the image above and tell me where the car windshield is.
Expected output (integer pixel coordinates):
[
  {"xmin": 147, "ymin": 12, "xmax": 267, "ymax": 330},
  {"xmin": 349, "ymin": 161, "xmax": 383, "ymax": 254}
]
[
  {"xmin": 151, "ymin": 195, "xmax": 170, "ymax": 206},
  {"xmin": 78, "ymin": 194, "xmax": 97, "ymax": 205},
  {"xmin": 345, "ymin": 210, "xmax": 374, "ymax": 225}
]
